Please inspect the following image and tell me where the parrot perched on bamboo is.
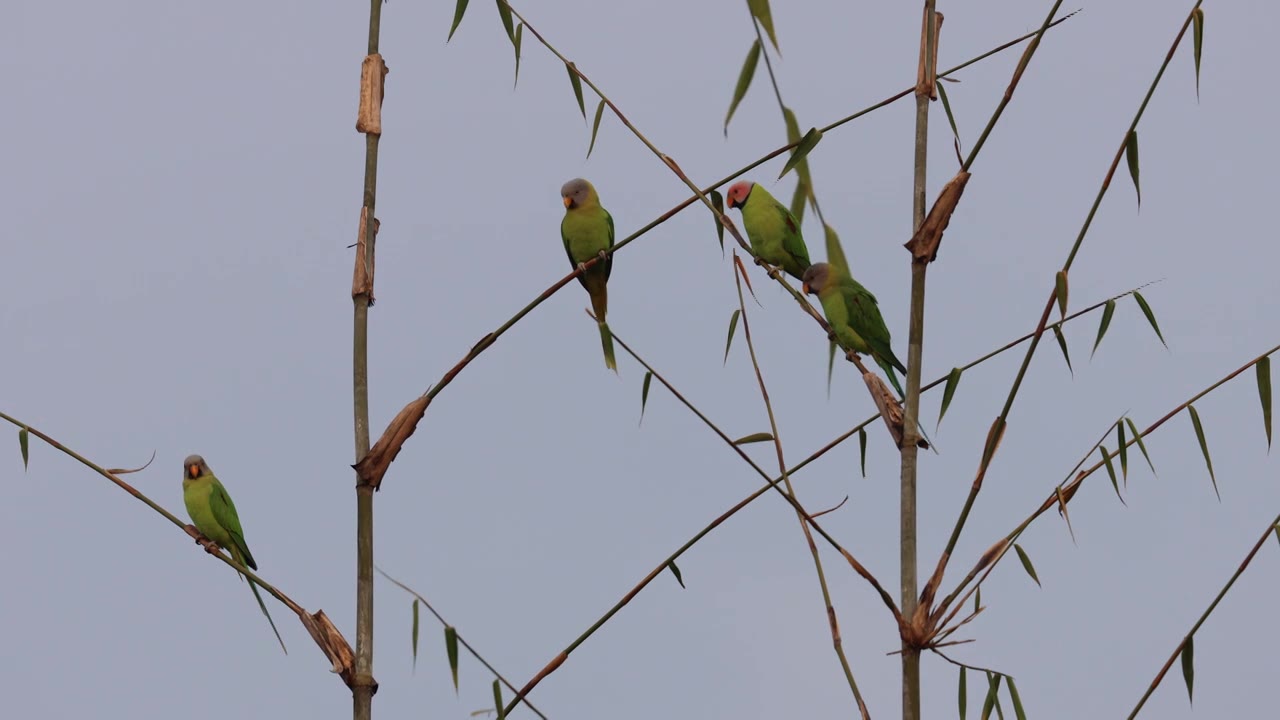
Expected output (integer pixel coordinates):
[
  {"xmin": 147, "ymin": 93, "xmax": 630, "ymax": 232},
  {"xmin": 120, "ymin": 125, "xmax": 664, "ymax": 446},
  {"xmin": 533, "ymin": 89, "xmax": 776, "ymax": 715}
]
[
  {"xmin": 561, "ymin": 178, "xmax": 617, "ymax": 371},
  {"xmin": 725, "ymin": 180, "xmax": 811, "ymax": 281},
  {"xmin": 801, "ymin": 263, "xmax": 907, "ymax": 398},
  {"xmin": 182, "ymin": 454, "xmax": 287, "ymax": 653}
]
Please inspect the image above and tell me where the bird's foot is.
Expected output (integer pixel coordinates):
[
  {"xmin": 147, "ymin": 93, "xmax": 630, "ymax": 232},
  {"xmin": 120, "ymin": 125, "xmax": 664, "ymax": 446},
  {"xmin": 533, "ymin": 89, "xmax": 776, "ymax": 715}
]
[
  {"xmin": 826, "ymin": 331, "xmax": 837, "ymax": 343},
  {"xmin": 576, "ymin": 261, "xmax": 589, "ymax": 274},
  {"xmin": 597, "ymin": 250, "xmax": 609, "ymax": 262}
]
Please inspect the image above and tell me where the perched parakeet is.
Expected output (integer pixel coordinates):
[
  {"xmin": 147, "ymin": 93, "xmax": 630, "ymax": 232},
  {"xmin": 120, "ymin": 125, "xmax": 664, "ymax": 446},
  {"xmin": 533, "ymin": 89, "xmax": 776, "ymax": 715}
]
[
  {"xmin": 183, "ymin": 454, "xmax": 286, "ymax": 653},
  {"xmin": 725, "ymin": 180, "xmax": 811, "ymax": 281},
  {"xmin": 801, "ymin": 263, "xmax": 907, "ymax": 399},
  {"xmin": 561, "ymin": 178, "xmax": 617, "ymax": 371}
]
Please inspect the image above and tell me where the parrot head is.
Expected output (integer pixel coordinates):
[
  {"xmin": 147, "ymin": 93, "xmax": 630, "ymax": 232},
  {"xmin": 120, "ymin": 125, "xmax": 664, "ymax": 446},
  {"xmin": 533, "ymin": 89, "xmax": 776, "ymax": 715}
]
[
  {"xmin": 725, "ymin": 181, "xmax": 755, "ymax": 209},
  {"xmin": 801, "ymin": 263, "xmax": 831, "ymax": 296},
  {"xmin": 184, "ymin": 454, "xmax": 210, "ymax": 480},
  {"xmin": 561, "ymin": 178, "xmax": 597, "ymax": 210}
]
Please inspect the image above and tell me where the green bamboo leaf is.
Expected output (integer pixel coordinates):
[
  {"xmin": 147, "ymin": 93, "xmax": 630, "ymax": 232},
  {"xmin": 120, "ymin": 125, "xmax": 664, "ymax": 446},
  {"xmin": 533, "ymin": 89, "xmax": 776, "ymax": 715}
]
[
  {"xmin": 1188, "ymin": 404, "xmax": 1219, "ymax": 499},
  {"xmin": 778, "ymin": 127, "xmax": 823, "ymax": 180},
  {"xmin": 19, "ymin": 427, "xmax": 29, "ymax": 470},
  {"xmin": 445, "ymin": 625, "xmax": 460, "ymax": 692},
  {"xmin": 1132, "ymin": 291, "xmax": 1167, "ymax": 347},
  {"xmin": 1192, "ymin": 8, "xmax": 1205, "ymax": 101},
  {"xmin": 1181, "ymin": 635, "xmax": 1195, "ymax": 704},
  {"xmin": 1125, "ymin": 130, "xmax": 1141, "ymax": 207},
  {"xmin": 1257, "ymin": 356, "xmax": 1272, "ymax": 450},
  {"xmin": 667, "ymin": 560, "xmax": 685, "ymax": 588},
  {"xmin": 640, "ymin": 371, "xmax": 653, "ymax": 423},
  {"xmin": 1100, "ymin": 445, "xmax": 1125, "ymax": 505},
  {"xmin": 824, "ymin": 224, "xmax": 849, "ymax": 276},
  {"xmin": 858, "ymin": 428, "xmax": 867, "ymax": 478},
  {"xmin": 1116, "ymin": 420, "xmax": 1129, "ymax": 483},
  {"xmin": 724, "ymin": 40, "xmax": 762, "ymax": 135},
  {"xmin": 938, "ymin": 367, "xmax": 963, "ymax": 429},
  {"xmin": 936, "ymin": 81, "xmax": 963, "ymax": 160},
  {"xmin": 1054, "ymin": 270, "xmax": 1069, "ymax": 321},
  {"xmin": 975, "ymin": 586, "xmax": 981, "ymax": 613},
  {"xmin": 411, "ymin": 599, "xmax": 420, "ymax": 672},
  {"xmin": 1007, "ymin": 677, "xmax": 1028, "ymax": 720},
  {"xmin": 710, "ymin": 190, "xmax": 726, "ymax": 251},
  {"xmin": 1125, "ymin": 417, "xmax": 1157, "ymax": 475},
  {"xmin": 724, "ymin": 309, "xmax": 741, "ymax": 365},
  {"xmin": 1091, "ymin": 299, "xmax": 1116, "ymax": 358},
  {"xmin": 495, "ymin": 0, "xmax": 515, "ymax": 45},
  {"xmin": 1013, "ymin": 543, "xmax": 1041, "ymax": 587},
  {"xmin": 733, "ymin": 432, "xmax": 774, "ymax": 445},
  {"xmin": 447, "ymin": 0, "xmax": 471, "ymax": 42},
  {"xmin": 826, "ymin": 340, "xmax": 837, "ymax": 396},
  {"xmin": 959, "ymin": 666, "xmax": 968, "ymax": 720},
  {"xmin": 789, "ymin": 177, "xmax": 808, "ymax": 226},
  {"xmin": 493, "ymin": 679, "xmax": 506, "ymax": 720},
  {"xmin": 747, "ymin": 0, "xmax": 780, "ymax": 54},
  {"xmin": 981, "ymin": 672, "xmax": 1001, "ymax": 720},
  {"xmin": 781, "ymin": 107, "xmax": 813, "ymax": 193},
  {"xmin": 1051, "ymin": 325, "xmax": 1073, "ymax": 375},
  {"xmin": 512, "ymin": 23, "xmax": 523, "ymax": 87},
  {"xmin": 565, "ymin": 63, "xmax": 586, "ymax": 119},
  {"xmin": 586, "ymin": 99, "xmax": 606, "ymax": 158}
]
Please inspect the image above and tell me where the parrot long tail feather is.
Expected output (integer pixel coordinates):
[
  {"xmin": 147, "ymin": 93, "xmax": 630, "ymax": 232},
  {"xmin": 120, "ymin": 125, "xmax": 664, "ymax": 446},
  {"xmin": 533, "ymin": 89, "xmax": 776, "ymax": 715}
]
[
  {"xmin": 598, "ymin": 320, "xmax": 618, "ymax": 372},
  {"xmin": 878, "ymin": 359, "xmax": 939, "ymax": 453},
  {"xmin": 247, "ymin": 579, "xmax": 288, "ymax": 655}
]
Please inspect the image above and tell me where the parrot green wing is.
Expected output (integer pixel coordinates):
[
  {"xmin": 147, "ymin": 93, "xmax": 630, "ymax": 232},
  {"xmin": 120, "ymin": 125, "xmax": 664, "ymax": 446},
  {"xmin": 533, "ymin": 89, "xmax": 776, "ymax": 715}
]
[
  {"xmin": 207, "ymin": 478, "xmax": 258, "ymax": 571},
  {"xmin": 602, "ymin": 208, "xmax": 615, "ymax": 281},
  {"xmin": 777, "ymin": 204, "xmax": 811, "ymax": 269},
  {"xmin": 840, "ymin": 276, "xmax": 907, "ymax": 374}
]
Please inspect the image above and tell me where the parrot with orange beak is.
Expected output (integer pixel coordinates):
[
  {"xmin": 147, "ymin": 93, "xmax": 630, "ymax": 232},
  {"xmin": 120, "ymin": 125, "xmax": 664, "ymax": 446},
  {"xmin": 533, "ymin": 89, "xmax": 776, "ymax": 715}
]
[{"xmin": 560, "ymin": 178, "xmax": 617, "ymax": 371}]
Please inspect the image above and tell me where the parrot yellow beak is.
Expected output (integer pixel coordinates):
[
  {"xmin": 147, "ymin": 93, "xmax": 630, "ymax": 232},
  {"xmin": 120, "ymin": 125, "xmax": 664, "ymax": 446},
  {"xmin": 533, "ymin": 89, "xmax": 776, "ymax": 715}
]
[
  {"xmin": 188, "ymin": 463, "xmax": 199, "ymax": 479},
  {"xmin": 802, "ymin": 282, "xmax": 811, "ymax": 295},
  {"xmin": 562, "ymin": 196, "xmax": 573, "ymax": 209}
]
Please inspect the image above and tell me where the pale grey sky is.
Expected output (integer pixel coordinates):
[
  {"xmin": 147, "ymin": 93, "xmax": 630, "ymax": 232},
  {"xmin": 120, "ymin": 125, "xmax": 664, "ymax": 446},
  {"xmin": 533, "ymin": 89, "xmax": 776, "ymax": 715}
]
[{"xmin": 4, "ymin": 2, "xmax": 1277, "ymax": 719}]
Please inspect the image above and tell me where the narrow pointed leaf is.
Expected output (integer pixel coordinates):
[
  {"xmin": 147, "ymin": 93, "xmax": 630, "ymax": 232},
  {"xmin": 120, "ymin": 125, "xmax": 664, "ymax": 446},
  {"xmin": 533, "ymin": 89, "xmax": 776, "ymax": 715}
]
[
  {"xmin": 778, "ymin": 127, "xmax": 823, "ymax": 180},
  {"xmin": 981, "ymin": 673, "xmax": 1001, "ymax": 720},
  {"xmin": 938, "ymin": 367, "xmax": 963, "ymax": 428},
  {"xmin": 667, "ymin": 560, "xmax": 685, "ymax": 588},
  {"xmin": 1054, "ymin": 270, "xmax": 1069, "ymax": 321},
  {"xmin": 19, "ymin": 427, "xmax": 29, "ymax": 470},
  {"xmin": 724, "ymin": 309, "xmax": 741, "ymax": 364},
  {"xmin": 710, "ymin": 190, "xmax": 726, "ymax": 251},
  {"xmin": 1007, "ymin": 676, "xmax": 1028, "ymax": 720},
  {"xmin": 975, "ymin": 586, "xmax": 981, "ymax": 614},
  {"xmin": 824, "ymin": 224, "xmax": 850, "ymax": 276},
  {"xmin": 1091, "ymin": 299, "xmax": 1116, "ymax": 358},
  {"xmin": 1192, "ymin": 8, "xmax": 1205, "ymax": 100},
  {"xmin": 586, "ymin": 99, "xmax": 606, "ymax": 158},
  {"xmin": 747, "ymin": 0, "xmax": 780, "ymax": 53},
  {"xmin": 1187, "ymin": 404, "xmax": 1218, "ymax": 499},
  {"xmin": 1013, "ymin": 543, "xmax": 1041, "ymax": 587},
  {"xmin": 826, "ymin": 340, "xmax": 837, "ymax": 396},
  {"xmin": 447, "ymin": 0, "xmax": 471, "ymax": 42},
  {"xmin": 1051, "ymin": 325, "xmax": 1073, "ymax": 375},
  {"xmin": 1125, "ymin": 130, "xmax": 1141, "ymax": 207},
  {"xmin": 512, "ymin": 23, "xmax": 523, "ymax": 87},
  {"xmin": 1125, "ymin": 417, "xmax": 1157, "ymax": 475},
  {"xmin": 781, "ymin": 107, "xmax": 813, "ymax": 192},
  {"xmin": 565, "ymin": 63, "xmax": 586, "ymax": 119},
  {"xmin": 1132, "ymin": 291, "xmax": 1167, "ymax": 347},
  {"xmin": 493, "ymin": 679, "xmax": 506, "ymax": 720},
  {"xmin": 936, "ymin": 81, "xmax": 963, "ymax": 160},
  {"xmin": 724, "ymin": 40, "xmax": 762, "ymax": 135},
  {"xmin": 733, "ymin": 432, "xmax": 774, "ymax": 445},
  {"xmin": 1257, "ymin": 356, "xmax": 1272, "ymax": 450},
  {"xmin": 411, "ymin": 599, "xmax": 420, "ymax": 672},
  {"xmin": 858, "ymin": 428, "xmax": 867, "ymax": 478},
  {"xmin": 959, "ymin": 666, "xmax": 968, "ymax": 720},
  {"xmin": 1181, "ymin": 635, "xmax": 1195, "ymax": 704},
  {"xmin": 1117, "ymin": 420, "xmax": 1129, "ymax": 482},
  {"xmin": 495, "ymin": 0, "xmax": 515, "ymax": 45},
  {"xmin": 445, "ymin": 625, "xmax": 460, "ymax": 692},
  {"xmin": 1100, "ymin": 445, "xmax": 1124, "ymax": 505},
  {"xmin": 640, "ymin": 371, "xmax": 653, "ymax": 422},
  {"xmin": 789, "ymin": 177, "xmax": 808, "ymax": 226}
]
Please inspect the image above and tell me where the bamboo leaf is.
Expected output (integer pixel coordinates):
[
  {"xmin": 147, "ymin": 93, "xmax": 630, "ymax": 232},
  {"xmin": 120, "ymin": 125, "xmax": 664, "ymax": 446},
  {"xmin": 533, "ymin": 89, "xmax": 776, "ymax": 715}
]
[
  {"xmin": 586, "ymin": 99, "xmax": 606, "ymax": 158},
  {"xmin": 789, "ymin": 177, "xmax": 808, "ymax": 226},
  {"xmin": 445, "ymin": 625, "xmax": 460, "ymax": 692},
  {"xmin": 1192, "ymin": 8, "xmax": 1205, "ymax": 101},
  {"xmin": 959, "ymin": 666, "xmax": 968, "ymax": 720},
  {"xmin": 781, "ymin": 107, "xmax": 813, "ymax": 193},
  {"xmin": 495, "ymin": 0, "xmax": 516, "ymax": 45},
  {"xmin": 975, "ymin": 586, "xmax": 981, "ymax": 614},
  {"xmin": 1187, "ymin": 404, "xmax": 1219, "ymax": 499},
  {"xmin": 1132, "ymin": 291, "xmax": 1167, "ymax": 347},
  {"xmin": 826, "ymin": 340, "xmax": 837, "ymax": 396},
  {"xmin": 512, "ymin": 23, "xmax": 523, "ymax": 87},
  {"xmin": 1257, "ymin": 356, "xmax": 1272, "ymax": 450},
  {"xmin": 667, "ymin": 560, "xmax": 685, "ymax": 588},
  {"xmin": 724, "ymin": 310, "xmax": 741, "ymax": 365},
  {"xmin": 710, "ymin": 190, "xmax": 726, "ymax": 252},
  {"xmin": 747, "ymin": 0, "xmax": 781, "ymax": 53},
  {"xmin": 1117, "ymin": 420, "xmax": 1129, "ymax": 483},
  {"xmin": 1006, "ymin": 676, "xmax": 1028, "ymax": 720},
  {"xmin": 1181, "ymin": 635, "xmax": 1195, "ymax": 704},
  {"xmin": 565, "ymin": 63, "xmax": 586, "ymax": 119},
  {"xmin": 1091, "ymin": 299, "xmax": 1116, "ymax": 358},
  {"xmin": 1054, "ymin": 270, "xmax": 1069, "ymax": 321},
  {"xmin": 981, "ymin": 672, "xmax": 1001, "ymax": 720},
  {"xmin": 448, "ymin": 0, "xmax": 471, "ymax": 41},
  {"xmin": 1051, "ymin": 325, "xmax": 1073, "ymax": 375},
  {"xmin": 640, "ymin": 371, "xmax": 654, "ymax": 423},
  {"xmin": 858, "ymin": 428, "xmax": 867, "ymax": 478},
  {"xmin": 724, "ymin": 40, "xmax": 762, "ymax": 135},
  {"xmin": 936, "ymin": 81, "xmax": 963, "ymax": 160},
  {"xmin": 733, "ymin": 432, "xmax": 774, "ymax": 445},
  {"xmin": 778, "ymin": 127, "xmax": 823, "ymax": 180},
  {"xmin": 19, "ymin": 427, "xmax": 29, "ymax": 470},
  {"xmin": 824, "ymin": 224, "xmax": 850, "ymax": 276},
  {"xmin": 1125, "ymin": 417, "xmax": 1157, "ymax": 475},
  {"xmin": 1100, "ymin": 445, "xmax": 1125, "ymax": 505},
  {"xmin": 1013, "ymin": 543, "xmax": 1041, "ymax": 587},
  {"xmin": 1125, "ymin": 130, "xmax": 1141, "ymax": 207},
  {"xmin": 938, "ymin": 368, "xmax": 963, "ymax": 429},
  {"xmin": 411, "ymin": 599, "xmax": 420, "ymax": 672},
  {"xmin": 493, "ymin": 679, "xmax": 506, "ymax": 720}
]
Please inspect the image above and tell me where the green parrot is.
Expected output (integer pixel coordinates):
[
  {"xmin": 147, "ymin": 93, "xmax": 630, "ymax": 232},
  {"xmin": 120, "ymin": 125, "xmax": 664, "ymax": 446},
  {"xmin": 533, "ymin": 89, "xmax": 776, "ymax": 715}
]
[
  {"xmin": 801, "ymin": 263, "xmax": 907, "ymax": 398},
  {"xmin": 561, "ymin": 178, "xmax": 617, "ymax": 371},
  {"xmin": 725, "ymin": 180, "xmax": 811, "ymax": 281},
  {"xmin": 183, "ymin": 454, "xmax": 287, "ymax": 653}
]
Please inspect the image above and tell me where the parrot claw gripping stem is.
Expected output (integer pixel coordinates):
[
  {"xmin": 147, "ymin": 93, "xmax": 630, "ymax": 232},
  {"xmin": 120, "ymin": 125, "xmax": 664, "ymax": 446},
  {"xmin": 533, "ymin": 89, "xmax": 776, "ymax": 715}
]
[
  {"xmin": 576, "ymin": 261, "xmax": 589, "ymax": 274},
  {"xmin": 597, "ymin": 250, "xmax": 609, "ymax": 262}
]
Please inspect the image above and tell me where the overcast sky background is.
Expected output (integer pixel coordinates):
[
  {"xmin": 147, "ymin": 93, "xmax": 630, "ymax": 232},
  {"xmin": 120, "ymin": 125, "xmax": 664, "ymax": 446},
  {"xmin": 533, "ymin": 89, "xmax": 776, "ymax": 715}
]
[{"xmin": 3, "ymin": 1, "xmax": 1277, "ymax": 718}]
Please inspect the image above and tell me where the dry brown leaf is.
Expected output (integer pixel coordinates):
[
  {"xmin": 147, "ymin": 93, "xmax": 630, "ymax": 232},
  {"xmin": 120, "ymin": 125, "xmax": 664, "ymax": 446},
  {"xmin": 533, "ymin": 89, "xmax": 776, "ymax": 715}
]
[
  {"xmin": 904, "ymin": 170, "xmax": 971, "ymax": 262},
  {"xmin": 354, "ymin": 395, "xmax": 430, "ymax": 490}
]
